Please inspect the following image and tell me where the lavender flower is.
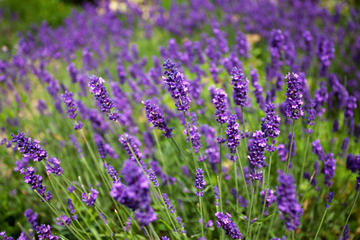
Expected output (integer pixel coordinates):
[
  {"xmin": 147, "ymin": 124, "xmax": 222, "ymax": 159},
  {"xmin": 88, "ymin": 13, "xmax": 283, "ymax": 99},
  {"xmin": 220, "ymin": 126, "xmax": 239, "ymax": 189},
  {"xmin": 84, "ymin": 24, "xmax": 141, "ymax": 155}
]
[
  {"xmin": 215, "ymin": 212, "xmax": 243, "ymax": 239},
  {"xmin": 226, "ymin": 115, "xmax": 240, "ymax": 154},
  {"xmin": 231, "ymin": 67, "xmax": 248, "ymax": 107},
  {"xmin": 143, "ymin": 99, "xmax": 173, "ymax": 138},
  {"xmin": 250, "ymin": 68, "xmax": 265, "ymax": 110},
  {"xmin": 285, "ymin": 73, "xmax": 304, "ymax": 120},
  {"xmin": 325, "ymin": 192, "xmax": 334, "ymax": 209},
  {"xmin": 247, "ymin": 131, "xmax": 267, "ymax": 169},
  {"xmin": 344, "ymin": 96, "xmax": 357, "ymax": 119},
  {"xmin": 312, "ymin": 140, "xmax": 325, "ymax": 161},
  {"xmin": 118, "ymin": 134, "xmax": 145, "ymax": 168},
  {"xmin": 195, "ymin": 168, "xmax": 206, "ymax": 197},
  {"xmin": 236, "ymin": 31, "xmax": 249, "ymax": 58},
  {"xmin": 184, "ymin": 112, "xmax": 201, "ymax": 153},
  {"xmin": 45, "ymin": 157, "xmax": 63, "ymax": 176},
  {"xmin": 210, "ymin": 87, "xmax": 228, "ymax": 124},
  {"xmin": 88, "ymin": 75, "xmax": 119, "ymax": 121},
  {"xmin": 162, "ymin": 59, "xmax": 191, "ymax": 111},
  {"xmin": 260, "ymin": 188, "xmax": 276, "ymax": 214},
  {"xmin": 147, "ymin": 168, "xmax": 159, "ymax": 187},
  {"xmin": 261, "ymin": 103, "xmax": 281, "ymax": 139},
  {"xmin": 110, "ymin": 160, "xmax": 156, "ymax": 226},
  {"xmin": 11, "ymin": 132, "xmax": 47, "ymax": 162},
  {"xmin": 62, "ymin": 91, "xmax": 78, "ymax": 119},
  {"xmin": 56, "ymin": 215, "xmax": 71, "ymax": 226},
  {"xmin": 323, "ymin": 153, "xmax": 336, "ymax": 186},
  {"xmin": 21, "ymin": 167, "xmax": 52, "ymax": 201},
  {"xmin": 162, "ymin": 193, "xmax": 175, "ymax": 214},
  {"xmin": 0, "ymin": 232, "xmax": 13, "ymax": 240},
  {"xmin": 24, "ymin": 208, "xmax": 38, "ymax": 228},
  {"xmin": 105, "ymin": 163, "xmax": 119, "ymax": 183},
  {"xmin": 81, "ymin": 188, "xmax": 98, "ymax": 206},
  {"xmin": 67, "ymin": 199, "xmax": 76, "ymax": 215},
  {"xmin": 35, "ymin": 224, "xmax": 59, "ymax": 240},
  {"xmin": 276, "ymin": 171, "xmax": 303, "ymax": 231}
]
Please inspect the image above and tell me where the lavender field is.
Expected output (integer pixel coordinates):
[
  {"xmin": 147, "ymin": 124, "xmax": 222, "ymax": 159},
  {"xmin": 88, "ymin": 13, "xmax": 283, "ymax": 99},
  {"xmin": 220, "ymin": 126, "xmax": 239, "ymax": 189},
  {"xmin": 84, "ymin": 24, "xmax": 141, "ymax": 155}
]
[{"xmin": 0, "ymin": 0, "xmax": 359, "ymax": 239}]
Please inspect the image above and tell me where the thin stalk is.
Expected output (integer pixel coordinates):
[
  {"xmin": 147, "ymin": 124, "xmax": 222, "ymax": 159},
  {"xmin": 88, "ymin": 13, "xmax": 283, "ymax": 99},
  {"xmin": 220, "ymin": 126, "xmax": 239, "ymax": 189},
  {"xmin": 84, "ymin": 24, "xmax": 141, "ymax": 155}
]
[
  {"xmin": 183, "ymin": 111, "xmax": 198, "ymax": 168},
  {"xmin": 199, "ymin": 196, "xmax": 205, "ymax": 240},
  {"xmin": 314, "ymin": 208, "xmax": 328, "ymax": 239},
  {"xmin": 286, "ymin": 122, "xmax": 296, "ymax": 174},
  {"xmin": 299, "ymin": 134, "xmax": 310, "ymax": 186},
  {"xmin": 341, "ymin": 190, "xmax": 360, "ymax": 238},
  {"xmin": 234, "ymin": 158, "xmax": 239, "ymax": 213},
  {"xmin": 235, "ymin": 150, "xmax": 250, "ymax": 200}
]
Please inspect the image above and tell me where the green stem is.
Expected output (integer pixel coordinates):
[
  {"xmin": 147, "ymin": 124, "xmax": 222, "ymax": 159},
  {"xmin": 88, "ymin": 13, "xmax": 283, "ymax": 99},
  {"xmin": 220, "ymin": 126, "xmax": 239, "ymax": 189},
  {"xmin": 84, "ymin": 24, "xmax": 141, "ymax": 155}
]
[
  {"xmin": 299, "ymin": 134, "xmax": 310, "ymax": 186},
  {"xmin": 341, "ymin": 190, "xmax": 360, "ymax": 238},
  {"xmin": 286, "ymin": 122, "xmax": 295, "ymax": 174},
  {"xmin": 314, "ymin": 208, "xmax": 328, "ymax": 239},
  {"xmin": 199, "ymin": 196, "xmax": 205, "ymax": 240}
]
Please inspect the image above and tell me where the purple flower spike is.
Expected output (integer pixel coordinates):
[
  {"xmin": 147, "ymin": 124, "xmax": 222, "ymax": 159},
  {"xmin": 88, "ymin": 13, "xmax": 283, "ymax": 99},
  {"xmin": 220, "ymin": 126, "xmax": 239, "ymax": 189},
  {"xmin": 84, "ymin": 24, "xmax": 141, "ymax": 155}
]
[
  {"xmin": 261, "ymin": 103, "xmax": 281, "ymax": 139},
  {"xmin": 285, "ymin": 73, "xmax": 304, "ymax": 120},
  {"xmin": 231, "ymin": 67, "xmax": 248, "ymax": 107},
  {"xmin": 143, "ymin": 99, "xmax": 173, "ymax": 138},
  {"xmin": 35, "ymin": 224, "xmax": 59, "ymax": 240},
  {"xmin": 226, "ymin": 115, "xmax": 240, "ymax": 154},
  {"xmin": 215, "ymin": 212, "xmax": 243, "ymax": 239},
  {"xmin": 11, "ymin": 132, "xmax": 47, "ymax": 162},
  {"xmin": 45, "ymin": 157, "xmax": 63, "ymax": 176},
  {"xmin": 210, "ymin": 86, "xmax": 229, "ymax": 124},
  {"xmin": 195, "ymin": 168, "xmax": 206, "ymax": 197},
  {"xmin": 247, "ymin": 131, "xmax": 267, "ymax": 169},
  {"xmin": 62, "ymin": 91, "xmax": 78, "ymax": 119},
  {"xmin": 81, "ymin": 188, "xmax": 98, "ymax": 206},
  {"xmin": 162, "ymin": 59, "xmax": 191, "ymax": 112},
  {"xmin": 323, "ymin": 153, "xmax": 336, "ymax": 186},
  {"xmin": 276, "ymin": 170, "xmax": 303, "ymax": 231},
  {"xmin": 88, "ymin": 75, "xmax": 119, "ymax": 121}
]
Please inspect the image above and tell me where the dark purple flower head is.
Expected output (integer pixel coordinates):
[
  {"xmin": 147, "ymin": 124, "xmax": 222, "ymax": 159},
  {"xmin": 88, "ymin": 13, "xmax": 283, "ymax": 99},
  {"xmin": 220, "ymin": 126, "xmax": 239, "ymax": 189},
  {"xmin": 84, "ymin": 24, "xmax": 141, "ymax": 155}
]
[
  {"xmin": 277, "ymin": 144, "xmax": 287, "ymax": 162},
  {"xmin": 110, "ymin": 160, "xmax": 156, "ymax": 226},
  {"xmin": 312, "ymin": 140, "xmax": 325, "ymax": 161},
  {"xmin": 276, "ymin": 170, "xmax": 303, "ymax": 231},
  {"xmin": 143, "ymin": 99, "xmax": 173, "ymax": 138},
  {"xmin": 88, "ymin": 75, "xmax": 119, "ymax": 121},
  {"xmin": 226, "ymin": 115, "xmax": 240, "ymax": 154},
  {"xmin": 346, "ymin": 154, "xmax": 360, "ymax": 173},
  {"xmin": 317, "ymin": 36, "xmax": 334, "ymax": 76},
  {"xmin": 195, "ymin": 168, "xmax": 206, "ymax": 197},
  {"xmin": 35, "ymin": 224, "xmax": 59, "ymax": 240},
  {"xmin": 247, "ymin": 131, "xmax": 267, "ymax": 169},
  {"xmin": 45, "ymin": 157, "xmax": 63, "ymax": 176},
  {"xmin": 147, "ymin": 168, "xmax": 159, "ymax": 187},
  {"xmin": 67, "ymin": 198, "xmax": 76, "ymax": 215},
  {"xmin": 344, "ymin": 96, "xmax": 357, "ymax": 119},
  {"xmin": 210, "ymin": 86, "xmax": 229, "ymax": 124},
  {"xmin": 56, "ymin": 215, "xmax": 71, "ymax": 226},
  {"xmin": 261, "ymin": 103, "xmax": 281, "ymax": 139},
  {"xmin": 24, "ymin": 208, "xmax": 38, "ymax": 228},
  {"xmin": 323, "ymin": 153, "xmax": 336, "ymax": 186},
  {"xmin": 184, "ymin": 112, "xmax": 201, "ymax": 153},
  {"xmin": 62, "ymin": 90, "xmax": 78, "ymax": 119},
  {"xmin": 215, "ymin": 212, "xmax": 243, "ymax": 239},
  {"xmin": 162, "ymin": 59, "xmax": 191, "ymax": 111},
  {"xmin": 236, "ymin": 31, "xmax": 249, "ymax": 58},
  {"xmin": 325, "ymin": 192, "xmax": 334, "ymax": 209},
  {"xmin": 21, "ymin": 167, "xmax": 52, "ymax": 201},
  {"xmin": 11, "ymin": 132, "xmax": 47, "ymax": 162},
  {"xmin": 119, "ymin": 134, "xmax": 145, "ymax": 168},
  {"xmin": 105, "ymin": 163, "xmax": 119, "ymax": 183},
  {"xmin": 260, "ymin": 188, "xmax": 276, "ymax": 211},
  {"xmin": 231, "ymin": 67, "xmax": 248, "ymax": 107},
  {"xmin": 285, "ymin": 72, "xmax": 304, "ymax": 120},
  {"xmin": 250, "ymin": 68, "xmax": 265, "ymax": 110},
  {"xmin": 162, "ymin": 193, "xmax": 175, "ymax": 214},
  {"xmin": 81, "ymin": 188, "xmax": 98, "ymax": 206}
]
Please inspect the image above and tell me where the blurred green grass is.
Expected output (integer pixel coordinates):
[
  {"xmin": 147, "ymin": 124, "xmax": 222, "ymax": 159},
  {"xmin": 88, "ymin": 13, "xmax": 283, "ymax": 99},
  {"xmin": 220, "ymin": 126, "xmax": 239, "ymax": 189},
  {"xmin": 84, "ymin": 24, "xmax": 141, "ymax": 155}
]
[{"xmin": 0, "ymin": 0, "xmax": 75, "ymax": 55}]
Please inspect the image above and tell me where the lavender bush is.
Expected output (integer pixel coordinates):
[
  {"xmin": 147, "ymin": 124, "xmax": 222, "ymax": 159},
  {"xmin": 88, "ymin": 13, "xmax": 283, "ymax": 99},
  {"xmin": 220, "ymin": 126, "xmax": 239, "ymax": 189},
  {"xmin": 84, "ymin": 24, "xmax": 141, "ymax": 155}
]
[{"xmin": 0, "ymin": 1, "xmax": 359, "ymax": 239}]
